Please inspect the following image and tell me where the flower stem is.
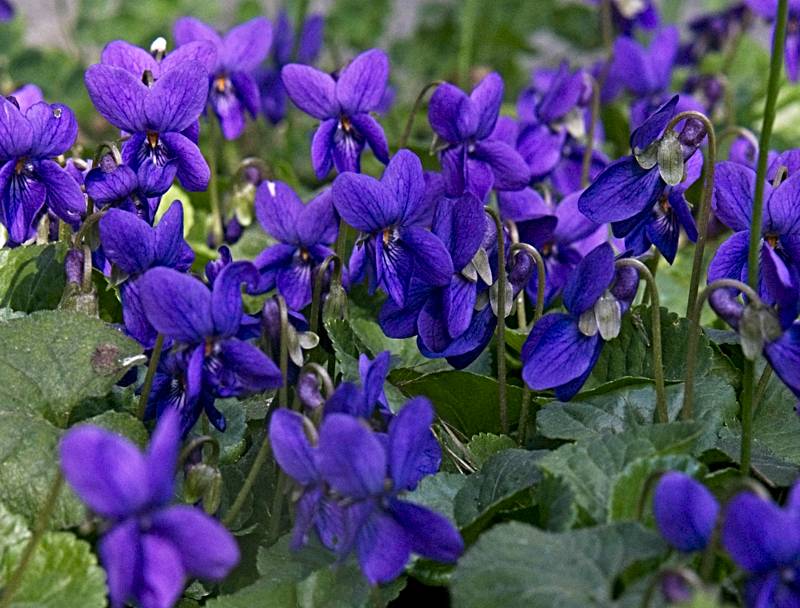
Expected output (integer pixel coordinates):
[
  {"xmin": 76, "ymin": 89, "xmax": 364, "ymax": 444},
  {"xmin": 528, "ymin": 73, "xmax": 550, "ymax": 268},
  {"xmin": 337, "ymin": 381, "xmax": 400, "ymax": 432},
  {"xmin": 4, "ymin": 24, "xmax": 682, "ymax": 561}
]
[
  {"xmin": 581, "ymin": 75, "xmax": 601, "ymax": 188},
  {"xmin": 617, "ymin": 258, "xmax": 668, "ymax": 423},
  {"xmin": 137, "ymin": 333, "xmax": 164, "ymax": 420},
  {"xmin": 485, "ymin": 208, "xmax": 508, "ymax": 434},
  {"xmin": 753, "ymin": 363, "xmax": 773, "ymax": 416},
  {"xmin": 681, "ymin": 278, "xmax": 761, "ymax": 421},
  {"xmin": 309, "ymin": 254, "xmax": 341, "ymax": 335},
  {"xmin": 0, "ymin": 473, "xmax": 64, "ymax": 608},
  {"xmin": 277, "ymin": 295, "xmax": 290, "ymax": 408},
  {"xmin": 741, "ymin": 359, "xmax": 756, "ymax": 473},
  {"xmin": 334, "ymin": 217, "xmax": 349, "ymax": 272},
  {"xmin": 458, "ymin": 0, "xmax": 480, "ymax": 88},
  {"xmin": 399, "ymin": 81, "xmax": 444, "ymax": 149},
  {"xmin": 207, "ymin": 119, "xmax": 224, "ymax": 246},
  {"xmin": 222, "ymin": 432, "xmax": 272, "ymax": 528}
]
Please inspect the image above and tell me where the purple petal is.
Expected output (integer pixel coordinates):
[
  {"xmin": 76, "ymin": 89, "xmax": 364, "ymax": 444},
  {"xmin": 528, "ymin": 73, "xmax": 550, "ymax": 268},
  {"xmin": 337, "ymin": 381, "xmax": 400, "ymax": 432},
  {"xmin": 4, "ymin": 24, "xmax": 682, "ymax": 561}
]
[
  {"xmin": 712, "ymin": 161, "xmax": 759, "ymax": 232},
  {"xmin": 37, "ymin": 159, "xmax": 85, "ymax": 226},
  {"xmin": 0, "ymin": 96, "xmax": 33, "ymax": 159},
  {"xmin": 517, "ymin": 124, "xmax": 567, "ymax": 179},
  {"xmin": 355, "ymin": 508, "xmax": 411, "ymax": 584},
  {"xmin": 349, "ymin": 112, "xmax": 389, "ymax": 165},
  {"xmin": 161, "ymin": 131, "xmax": 210, "ymax": 192},
  {"xmin": 252, "ymin": 243, "xmax": 296, "ymax": 293},
  {"xmin": 99, "ymin": 208, "xmax": 156, "ymax": 274},
  {"xmin": 497, "ymin": 187, "xmax": 550, "ymax": 223},
  {"xmin": 400, "ymin": 226, "xmax": 454, "ymax": 287},
  {"xmin": 446, "ymin": 276, "xmax": 477, "ymax": 338},
  {"xmin": 431, "ymin": 192, "xmax": 485, "ymax": 269},
  {"xmin": 382, "ymin": 149, "xmax": 425, "ymax": 224},
  {"xmin": 388, "ymin": 397, "xmax": 440, "ymax": 491},
  {"xmin": 269, "ymin": 409, "xmax": 317, "ymax": 485},
  {"xmin": 139, "ymin": 267, "xmax": 213, "ymax": 343},
  {"xmin": 360, "ymin": 351, "xmax": 391, "ymax": 412},
  {"xmin": 377, "ymin": 237, "xmax": 414, "ymax": 306},
  {"xmin": 230, "ymin": 71, "xmax": 261, "ymax": 116},
  {"xmin": 390, "ymin": 499, "xmax": 463, "ymax": 562},
  {"xmin": 145, "ymin": 62, "xmax": 209, "ymax": 133},
  {"xmin": 707, "ymin": 231, "xmax": 750, "ymax": 285},
  {"xmin": 121, "ymin": 278, "xmax": 158, "ymax": 348},
  {"xmin": 336, "ymin": 49, "xmax": 390, "ymax": 114},
  {"xmin": 84, "ymin": 64, "xmax": 147, "ymax": 133},
  {"xmin": 440, "ymin": 145, "xmax": 467, "ymax": 197},
  {"xmin": 161, "ymin": 40, "xmax": 218, "ymax": 74},
  {"xmin": 317, "ymin": 413, "xmax": 386, "ymax": 498},
  {"xmin": 765, "ymin": 323, "xmax": 800, "ymax": 399},
  {"xmin": 101, "ymin": 40, "xmax": 157, "ymax": 78},
  {"xmin": 611, "ymin": 36, "xmax": 655, "ymax": 97},
  {"xmin": 212, "ymin": 90, "xmax": 246, "ymax": 141},
  {"xmin": 428, "ymin": 83, "xmax": 476, "ymax": 143},
  {"xmin": 562, "ymin": 242, "xmax": 615, "ymax": 316},
  {"xmin": 59, "ymin": 425, "xmax": 149, "ymax": 518},
  {"xmin": 136, "ymin": 155, "xmax": 178, "ymax": 198},
  {"xmin": 378, "ymin": 281, "xmax": 431, "ymax": 338},
  {"xmin": 311, "ymin": 118, "xmax": 337, "ymax": 179},
  {"xmin": 217, "ymin": 338, "xmax": 283, "ymax": 393},
  {"xmin": 470, "ymin": 72, "xmax": 503, "ymax": 139},
  {"xmin": 99, "ymin": 520, "xmax": 140, "ymax": 607},
  {"xmin": 146, "ymin": 409, "xmax": 180, "ymax": 506},
  {"xmin": 465, "ymin": 158, "xmax": 495, "ymax": 202},
  {"xmin": 578, "ymin": 157, "xmax": 665, "ymax": 224},
  {"xmin": 221, "ymin": 17, "xmax": 272, "ymax": 71},
  {"xmin": 173, "ymin": 16, "xmax": 222, "ymax": 50},
  {"xmin": 472, "ymin": 140, "xmax": 530, "ymax": 191},
  {"xmin": 138, "ymin": 534, "xmax": 186, "ymax": 608},
  {"xmin": 298, "ymin": 15, "xmax": 325, "ymax": 64},
  {"xmin": 85, "ymin": 161, "xmax": 137, "ymax": 204},
  {"xmin": 297, "ymin": 189, "xmax": 337, "ymax": 246},
  {"xmin": 418, "ymin": 292, "xmax": 452, "ymax": 353},
  {"xmin": 151, "ymin": 505, "xmax": 240, "ymax": 579},
  {"xmin": 276, "ymin": 260, "xmax": 313, "ymax": 309},
  {"xmin": 255, "ymin": 179, "xmax": 302, "ymax": 243},
  {"xmin": 154, "ymin": 201, "xmax": 193, "ymax": 270},
  {"xmin": 332, "ymin": 172, "xmax": 396, "ymax": 232},
  {"xmin": 654, "ymin": 472, "xmax": 719, "ymax": 552},
  {"xmin": 0, "ymin": 163, "xmax": 45, "ymax": 243},
  {"xmin": 26, "ymin": 102, "xmax": 77, "ymax": 158},
  {"xmin": 211, "ymin": 261, "xmax": 259, "ymax": 337},
  {"xmin": 630, "ymin": 94, "xmax": 678, "ymax": 152},
  {"xmin": 281, "ymin": 64, "xmax": 336, "ymax": 120},
  {"xmin": 553, "ymin": 190, "xmax": 601, "ymax": 244},
  {"xmin": 766, "ymin": 171, "xmax": 800, "ymax": 234}
]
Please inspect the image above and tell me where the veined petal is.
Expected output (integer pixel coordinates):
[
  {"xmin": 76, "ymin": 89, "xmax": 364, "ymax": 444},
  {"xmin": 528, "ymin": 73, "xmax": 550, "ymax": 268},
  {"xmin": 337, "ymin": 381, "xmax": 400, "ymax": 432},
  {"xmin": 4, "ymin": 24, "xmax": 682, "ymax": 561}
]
[
  {"xmin": 161, "ymin": 40, "xmax": 218, "ymax": 74},
  {"xmin": 37, "ymin": 159, "xmax": 85, "ymax": 227},
  {"xmin": 382, "ymin": 149, "xmax": 425, "ymax": 225},
  {"xmin": 101, "ymin": 40, "xmax": 157, "ymax": 78},
  {"xmin": 281, "ymin": 64, "xmax": 337, "ymax": 120},
  {"xmin": 562, "ymin": 242, "xmax": 615, "ymax": 317},
  {"xmin": 99, "ymin": 208, "xmax": 156, "ymax": 274},
  {"xmin": 84, "ymin": 64, "xmax": 147, "ymax": 133},
  {"xmin": 349, "ymin": 112, "xmax": 389, "ymax": 165},
  {"xmin": 26, "ymin": 102, "xmax": 77, "ymax": 158},
  {"xmin": 388, "ymin": 397, "xmax": 440, "ymax": 491},
  {"xmin": 269, "ymin": 409, "xmax": 318, "ymax": 485},
  {"xmin": 332, "ymin": 172, "xmax": 397, "ymax": 232},
  {"xmin": 154, "ymin": 201, "xmax": 193, "ymax": 270},
  {"xmin": 1, "ymin": 163, "xmax": 45, "ymax": 244},
  {"xmin": 255, "ymin": 179, "xmax": 302, "ymax": 243},
  {"xmin": 517, "ymin": 123, "xmax": 566, "ymax": 179},
  {"xmin": 336, "ymin": 48, "xmax": 389, "ymax": 114},
  {"xmin": 390, "ymin": 499, "xmax": 463, "ymax": 562},
  {"xmin": 766, "ymin": 170, "xmax": 800, "ymax": 235},
  {"xmin": 145, "ymin": 61, "xmax": 209, "ymax": 133},
  {"xmin": 470, "ymin": 72, "xmax": 503, "ymax": 139},
  {"xmin": 211, "ymin": 261, "xmax": 259, "ymax": 338},
  {"xmin": 472, "ymin": 140, "xmax": 530, "ymax": 191},
  {"xmin": 216, "ymin": 338, "xmax": 283, "ymax": 393},
  {"xmin": 428, "ymin": 83, "xmax": 476, "ymax": 143},
  {"xmin": 629, "ymin": 94, "xmax": 678, "ymax": 152},
  {"xmin": 221, "ymin": 17, "xmax": 272, "ymax": 71},
  {"xmin": 0, "ymin": 95, "xmax": 33, "ymax": 159},
  {"xmin": 712, "ymin": 161, "xmax": 760, "ymax": 232},
  {"xmin": 400, "ymin": 226, "xmax": 454, "ymax": 287},
  {"xmin": 160, "ymin": 131, "xmax": 210, "ymax": 192},
  {"xmin": 139, "ymin": 267, "xmax": 213, "ymax": 343},
  {"xmin": 578, "ymin": 157, "xmax": 665, "ymax": 224},
  {"xmin": 311, "ymin": 118, "xmax": 337, "ymax": 179}
]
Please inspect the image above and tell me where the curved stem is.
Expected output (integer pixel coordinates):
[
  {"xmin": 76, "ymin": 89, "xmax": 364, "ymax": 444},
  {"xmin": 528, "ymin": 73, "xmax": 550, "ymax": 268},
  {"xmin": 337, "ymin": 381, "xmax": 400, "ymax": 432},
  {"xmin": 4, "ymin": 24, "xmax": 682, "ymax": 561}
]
[
  {"xmin": 505, "ymin": 221, "xmax": 526, "ymax": 327},
  {"xmin": 485, "ymin": 207, "xmax": 508, "ymax": 434},
  {"xmin": 277, "ymin": 295, "xmax": 290, "ymax": 408},
  {"xmin": 581, "ymin": 75, "xmax": 601, "ymax": 188},
  {"xmin": 0, "ymin": 473, "xmax": 64, "ymax": 608},
  {"xmin": 664, "ymin": 111, "xmax": 717, "ymax": 320},
  {"xmin": 137, "ymin": 333, "xmax": 164, "ymax": 420},
  {"xmin": 179, "ymin": 435, "xmax": 220, "ymax": 468},
  {"xmin": 617, "ymin": 258, "xmax": 667, "ymax": 423},
  {"xmin": 309, "ymin": 254, "xmax": 341, "ymax": 335},
  {"xmin": 681, "ymin": 278, "xmax": 762, "ymax": 421},
  {"xmin": 399, "ymin": 81, "xmax": 444, "ymax": 149},
  {"xmin": 509, "ymin": 242, "xmax": 546, "ymax": 323},
  {"xmin": 299, "ymin": 362, "xmax": 336, "ymax": 399},
  {"xmin": 268, "ymin": 470, "xmax": 287, "ymax": 543}
]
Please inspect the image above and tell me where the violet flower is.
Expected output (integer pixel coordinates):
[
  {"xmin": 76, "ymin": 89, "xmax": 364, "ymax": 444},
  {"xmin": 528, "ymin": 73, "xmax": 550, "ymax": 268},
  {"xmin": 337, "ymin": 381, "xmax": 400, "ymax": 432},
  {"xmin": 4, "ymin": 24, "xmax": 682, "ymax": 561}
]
[
  {"xmin": 709, "ymin": 162, "xmax": 800, "ymax": 309},
  {"xmin": 173, "ymin": 16, "xmax": 273, "ymax": 140},
  {"xmin": 86, "ymin": 152, "xmax": 160, "ymax": 223},
  {"xmin": 428, "ymin": 72, "xmax": 529, "ymax": 201},
  {"xmin": 259, "ymin": 9, "xmax": 324, "ymax": 125},
  {"xmin": 252, "ymin": 180, "xmax": 338, "ymax": 310},
  {"xmin": 723, "ymin": 480, "xmax": 800, "ymax": 605},
  {"xmin": 8, "ymin": 83, "xmax": 43, "ymax": 112},
  {"xmin": 653, "ymin": 471, "xmax": 719, "ymax": 553},
  {"xmin": 282, "ymin": 48, "xmax": 390, "ymax": 178},
  {"xmin": 59, "ymin": 410, "xmax": 239, "ymax": 608},
  {"xmin": 586, "ymin": 0, "xmax": 659, "ymax": 35},
  {"xmin": 139, "ymin": 263, "xmax": 283, "ymax": 434},
  {"xmin": 84, "ymin": 58, "xmax": 211, "ymax": 196},
  {"xmin": 521, "ymin": 243, "xmax": 639, "ymax": 400},
  {"xmin": 0, "ymin": 96, "xmax": 84, "ymax": 244},
  {"xmin": 746, "ymin": 0, "xmax": 800, "ymax": 82},
  {"xmin": 324, "ymin": 350, "xmax": 393, "ymax": 422},
  {"xmin": 0, "ymin": 0, "xmax": 12, "ymax": 21},
  {"xmin": 332, "ymin": 150, "xmax": 453, "ymax": 307},
  {"xmin": 99, "ymin": 203, "xmax": 194, "ymax": 348},
  {"xmin": 315, "ymin": 397, "xmax": 463, "ymax": 584},
  {"xmin": 578, "ymin": 95, "xmax": 705, "ymax": 263}
]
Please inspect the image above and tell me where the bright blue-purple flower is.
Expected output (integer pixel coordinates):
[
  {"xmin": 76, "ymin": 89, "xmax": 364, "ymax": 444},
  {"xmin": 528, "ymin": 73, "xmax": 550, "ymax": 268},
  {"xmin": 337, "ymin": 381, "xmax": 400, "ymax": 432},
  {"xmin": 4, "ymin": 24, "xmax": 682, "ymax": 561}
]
[
  {"xmin": 709, "ymin": 162, "xmax": 800, "ymax": 310},
  {"xmin": 723, "ymin": 480, "xmax": 800, "ymax": 606},
  {"xmin": 86, "ymin": 152, "xmax": 160, "ymax": 223},
  {"xmin": 173, "ymin": 17, "xmax": 272, "ymax": 140},
  {"xmin": 578, "ymin": 95, "xmax": 705, "ymax": 262},
  {"xmin": 99, "ymin": 202, "xmax": 194, "ymax": 348},
  {"xmin": 259, "ymin": 9, "xmax": 324, "ymax": 125},
  {"xmin": 333, "ymin": 150, "xmax": 453, "ymax": 306},
  {"xmin": 324, "ymin": 350, "xmax": 393, "ymax": 423},
  {"xmin": 252, "ymin": 180, "xmax": 338, "ymax": 310},
  {"xmin": 521, "ymin": 243, "xmax": 639, "ymax": 400},
  {"xmin": 428, "ymin": 73, "xmax": 530, "ymax": 201},
  {"xmin": 84, "ymin": 58, "xmax": 210, "ymax": 197},
  {"xmin": 60, "ymin": 410, "xmax": 240, "ymax": 608},
  {"xmin": 8, "ymin": 83, "xmax": 42, "ymax": 112},
  {"xmin": 139, "ymin": 263, "xmax": 283, "ymax": 434},
  {"xmin": 678, "ymin": 4, "xmax": 751, "ymax": 66},
  {"xmin": 653, "ymin": 471, "xmax": 719, "ymax": 553},
  {"xmin": 0, "ymin": 96, "xmax": 84, "ymax": 244},
  {"xmin": 282, "ymin": 48, "xmax": 390, "ymax": 178}
]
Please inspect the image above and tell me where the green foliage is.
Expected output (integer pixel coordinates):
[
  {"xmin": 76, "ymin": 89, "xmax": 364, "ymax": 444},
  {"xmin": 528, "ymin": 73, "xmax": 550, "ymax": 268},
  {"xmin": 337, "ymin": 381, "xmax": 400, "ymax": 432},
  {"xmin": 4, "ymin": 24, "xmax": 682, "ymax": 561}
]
[{"xmin": 0, "ymin": 244, "xmax": 67, "ymax": 313}]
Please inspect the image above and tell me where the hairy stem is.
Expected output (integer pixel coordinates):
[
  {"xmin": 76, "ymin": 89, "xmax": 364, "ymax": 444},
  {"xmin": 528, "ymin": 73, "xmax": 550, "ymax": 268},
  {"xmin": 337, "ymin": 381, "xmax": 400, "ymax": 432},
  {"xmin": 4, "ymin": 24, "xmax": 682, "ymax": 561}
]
[
  {"xmin": 485, "ymin": 208, "xmax": 508, "ymax": 434},
  {"xmin": 222, "ymin": 432, "xmax": 271, "ymax": 527},
  {"xmin": 581, "ymin": 75, "xmax": 601, "ymax": 188},
  {"xmin": 458, "ymin": 0, "xmax": 480, "ymax": 88}
]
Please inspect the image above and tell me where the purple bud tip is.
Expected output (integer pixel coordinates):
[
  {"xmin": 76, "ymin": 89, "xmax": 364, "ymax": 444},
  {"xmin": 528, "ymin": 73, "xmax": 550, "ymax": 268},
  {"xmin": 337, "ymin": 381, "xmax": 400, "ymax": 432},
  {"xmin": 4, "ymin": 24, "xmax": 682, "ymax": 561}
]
[
  {"xmin": 64, "ymin": 249, "xmax": 84, "ymax": 285},
  {"xmin": 653, "ymin": 471, "xmax": 719, "ymax": 553}
]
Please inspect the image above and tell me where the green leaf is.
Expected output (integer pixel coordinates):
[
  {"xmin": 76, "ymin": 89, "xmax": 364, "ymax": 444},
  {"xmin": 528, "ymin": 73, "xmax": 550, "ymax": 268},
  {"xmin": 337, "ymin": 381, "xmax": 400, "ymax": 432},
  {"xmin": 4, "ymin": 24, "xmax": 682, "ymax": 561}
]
[
  {"xmin": 396, "ymin": 371, "xmax": 532, "ymax": 436},
  {"xmin": 407, "ymin": 472, "xmax": 467, "ymax": 525},
  {"xmin": 608, "ymin": 455, "xmax": 703, "ymax": 522},
  {"xmin": 467, "ymin": 433, "xmax": 516, "ymax": 467},
  {"xmin": 538, "ymin": 422, "xmax": 704, "ymax": 523},
  {"xmin": 81, "ymin": 410, "xmax": 148, "ymax": 447},
  {"xmin": 0, "ymin": 310, "xmax": 142, "ymax": 426},
  {"xmin": 454, "ymin": 449, "xmax": 545, "ymax": 533},
  {"xmin": 0, "ymin": 503, "xmax": 106, "ymax": 608},
  {"xmin": 451, "ymin": 521, "xmax": 668, "ymax": 608},
  {"xmin": 0, "ymin": 243, "xmax": 67, "ymax": 313},
  {"xmin": 203, "ymin": 398, "xmax": 248, "ymax": 464}
]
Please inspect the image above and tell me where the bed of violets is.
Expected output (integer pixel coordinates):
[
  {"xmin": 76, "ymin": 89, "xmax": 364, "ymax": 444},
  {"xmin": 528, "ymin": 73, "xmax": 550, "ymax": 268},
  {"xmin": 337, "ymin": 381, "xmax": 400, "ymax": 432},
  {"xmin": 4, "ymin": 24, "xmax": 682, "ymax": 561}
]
[{"xmin": 5, "ymin": 0, "xmax": 800, "ymax": 606}]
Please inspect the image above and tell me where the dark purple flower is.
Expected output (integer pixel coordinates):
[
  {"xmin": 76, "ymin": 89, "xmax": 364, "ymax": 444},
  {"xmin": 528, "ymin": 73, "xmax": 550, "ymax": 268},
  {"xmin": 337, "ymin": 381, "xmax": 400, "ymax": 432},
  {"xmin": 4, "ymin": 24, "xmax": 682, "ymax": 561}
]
[
  {"xmin": 333, "ymin": 150, "xmax": 453, "ymax": 306},
  {"xmin": 259, "ymin": 10, "xmax": 324, "ymax": 125},
  {"xmin": 173, "ymin": 17, "xmax": 272, "ymax": 140},
  {"xmin": 0, "ymin": 96, "xmax": 84, "ymax": 244},
  {"xmin": 578, "ymin": 95, "xmax": 704, "ymax": 262},
  {"xmin": 315, "ymin": 398, "xmax": 463, "ymax": 584},
  {"xmin": 86, "ymin": 152, "xmax": 160, "ymax": 223},
  {"xmin": 60, "ymin": 410, "xmax": 239, "ymax": 608},
  {"xmin": 708, "ymin": 162, "xmax": 800, "ymax": 310},
  {"xmin": 521, "ymin": 243, "xmax": 639, "ymax": 400},
  {"xmin": 679, "ymin": 4, "xmax": 750, "ymax": 66},
  {"xmin": 84, "ymin": 58, "xmax": 211, "ymax": 196},
  {"xmin": 139, "ymin": 263, "xmax": 283, "ymax": 434},
  {"xmin": 324, "ymin": 351, "xmax": 393, "ymax": 423},
  {"xmin": 99, "ymin": 203, "xmax": 194, "ymax": 348},
  {"xmin": 282, "ymin": 48, "xmax": 390, "ymax": 178},
  {"xmin": 100, "ymin": 37, "xmax": 217, "ymax": 86},
  {"xmin": 653, "ymin": 472, "xmax": 719, "ymax": 552},
  {"xmin": 0, "ymin": 0, "xmax": 12, "ymax": 20},
  {"xmin": 610, "ymin": 27, "xmax": 679, "ymax": 102},
  {"xmin": 8, "ymin": 84, "xmax": 43, "ymax": 112},
  {"xmin": 586, "ymin": 0, "xmax": 660, "ymax": 35},
  {"xmin": 428, "ymin": 73, "xmax": 529, "ymax": 201},
  {"xmin": 252, "ymin": 180, "xmax": 338, "ymax": 309},
  {"xmin": 723, "ymin": 480, "xmax": 800, "ymax": 606}
]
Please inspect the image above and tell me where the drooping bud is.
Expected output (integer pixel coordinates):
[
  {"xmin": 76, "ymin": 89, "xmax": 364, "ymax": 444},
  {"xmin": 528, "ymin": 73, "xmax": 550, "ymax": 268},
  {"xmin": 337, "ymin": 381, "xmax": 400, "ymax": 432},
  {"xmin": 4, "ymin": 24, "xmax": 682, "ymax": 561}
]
[
  {"xmin": 739, "ymin": 302, "xmax": 783, "ymax": 360},
  {"xmin": 657, "ymin": 130, "xmax": 685, "ymax": 186},
  {"xmin": 594, "ymin": 292, "xmax": 622, "ymax": 340}
]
